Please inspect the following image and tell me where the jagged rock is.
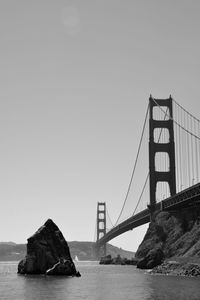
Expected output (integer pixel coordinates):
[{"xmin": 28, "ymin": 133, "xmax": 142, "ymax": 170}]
[
  {"xmin": 18, "ymin": 219, "xmax": 80, "ymax": 276},
  {"xmin": 151, "ymin": 261, "xmax": 200, "ymax": 277},
  {"xmin": 112, "ymin": 254, "xmax": 126, "ymax": 265},
  {"xmin": 99, "ymin": 254, "xmax": 137, "ymax": 265},
  {"xmin": 137, "ymin": 248, "xmax": 164, "ymax": 269},
  {"xmin": 123, "ymin": 258, "xmax": 138, "ymax": 265},
  {"xmin": 136, "ymin": 207, "xmax": 200, "ymax": 269},
  {"xmin": 99, "ymin": 255, "xmax": 112, "ymax": 264},
  {"xmin": 46, "ymin": 259, "xmax": 81, "ymax": 276}
]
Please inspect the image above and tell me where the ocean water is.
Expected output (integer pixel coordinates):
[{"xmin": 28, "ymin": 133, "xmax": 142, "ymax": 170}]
[{"xmin": 1, "ymin": 261, "xmax": 200, "ymax": 300}]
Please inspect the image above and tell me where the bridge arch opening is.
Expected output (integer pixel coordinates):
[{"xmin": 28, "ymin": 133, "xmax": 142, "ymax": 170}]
[
  {"xmin": 156, "ymin": 181, "xmax": 170, "ymax": 202},
  {"xmin": 98, "ymin": 232, "xmax": 105, "ymax": 239},
  {"xmin": 98, "ymin": 213, "xmax": 105, "ymax": 220},
  {"xmin": 153, "ymin": 106, "xmax": 170, "ymax": 120},
  {"xmin": 154, "ymin": 128, "xmax": 170, "ymax": 143},
  {"xmin": 98, "ymin": 222, "xmax": 105, "ymax": 229},
  {"xmin": 155, "ymin": 152, "xmax": 170, "ymax": 172},
  {"xmin": 107, "ymin": 223, "xmax": 149, "ymax": 253}
]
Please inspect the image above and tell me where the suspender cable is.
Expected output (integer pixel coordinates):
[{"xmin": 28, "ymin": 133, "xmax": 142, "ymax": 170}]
[
  {"xmin": 183, "ymin": 111, "xmax": 187, "ymax": 188},
  {"xmin": 152, "ymin": 98, "xmax": 200, "ymax": 140},
  {"xmin": 199, "ymin": 122, "xmax": 200, "ymax": 182},
  {"xmin": 191, "ymin": 117, "xmax": 195, "ymax": 184},
  {"xmin": 164, "ymin": 126, "xmax": 167, "ymax": 196},
  {"xmin": 175, "ymin": 104, "xmax": 179, "ymax": 192},
  {"xmin": 186, "ymin": 113, "xmax": 191, "ymax": 186},
  {"xmin": 172, "ymin": 98, "xmax": 200, "ymax": 186},
  {"xmin": 179, "ymin": 104, "xmax": 183, "ymax": 191},
  {"xmin": 195, "ymin": 120, "xmax": 199, "ymax": 182},
  {"xmin": 173, "ymin": 98, "xmax": 200, "ymax": 124},
  {"xmin": 178, "ymin": 104, "xmax": 182, "ymax": 192}
]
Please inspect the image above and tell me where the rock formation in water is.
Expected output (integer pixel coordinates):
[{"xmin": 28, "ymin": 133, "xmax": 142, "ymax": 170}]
[
  {"xmin": 136, "ymin": 207, "xmax": 200, "ymax": 269},
  {"xmin": 99, "ymin": 254, "xmax": 137, "ymax": 265},
  {"xmin": 18, "ymin": 219, "xmax": 80, "ymax": 276}
]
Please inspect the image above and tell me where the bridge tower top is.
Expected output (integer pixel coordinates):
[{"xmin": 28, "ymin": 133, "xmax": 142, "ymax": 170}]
[{"xmin": 149, "ymin": 95, "xmax": 176, "ymax": 209}]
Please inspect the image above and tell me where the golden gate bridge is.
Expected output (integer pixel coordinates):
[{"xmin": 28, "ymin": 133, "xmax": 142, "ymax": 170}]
[{"xmin": 94, "ymin": 96, "xmax": 200, "ymax": 257}]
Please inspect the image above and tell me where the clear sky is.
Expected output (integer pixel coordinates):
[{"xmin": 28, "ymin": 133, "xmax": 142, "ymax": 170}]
[{"xmin": 0, "ymin": 0, "xmax": 200, "ymax": 251}]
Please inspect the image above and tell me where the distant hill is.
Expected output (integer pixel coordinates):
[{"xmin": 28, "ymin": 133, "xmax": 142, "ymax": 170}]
[
  {"xmin": 0, "ymin": 241, "xmax": 134, "ymax": 261},
  {"xmin": 69, "ymin": 241, "xmax": 135, "ymax": 260},
  {"xmin": 0, "ymin": 243, "xmax": 26, "ymax": 261}
]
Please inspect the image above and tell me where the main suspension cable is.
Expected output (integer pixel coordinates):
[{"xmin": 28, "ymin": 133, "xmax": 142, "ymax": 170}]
[
  {"xmin": 173, "ymin": 98, "xmax": 200, "ymax": 123},
  {"xmin": 114, "ymin": 104, "xmax": 149, "ymax": 226},
  {"xmin": 132, "ymin": 172, "xmax": 149, "ymax": 215}
]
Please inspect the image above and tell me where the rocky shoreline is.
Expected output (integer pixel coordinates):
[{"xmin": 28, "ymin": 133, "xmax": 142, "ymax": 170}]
[
  {"xmin": 134, "ymin": 208, "xmax": 200, "ymax": 273},
  {"xmin": 150, "ymin": 260, "xmax": 200, "ymax": 277},
  {"xmin": 100, "ymin": 254, "xmax": 200, "ymax": 278},
  {"xmin": 99, "ymin": 254, "xmax": 137, "ymax": 265}
]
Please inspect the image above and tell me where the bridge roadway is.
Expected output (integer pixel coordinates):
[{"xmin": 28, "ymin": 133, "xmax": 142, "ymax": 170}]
[{"xmin": 97, "ymin": 182, "xmax": 200, "ymax": 247}]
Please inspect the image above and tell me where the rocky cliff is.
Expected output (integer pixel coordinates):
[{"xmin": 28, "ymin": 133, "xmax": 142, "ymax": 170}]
[
  {"xmin": 18, "ymin": 219, "xmax": 80, "ymax": 276},
  {"xmin": 136, "ymin": 206, "xmax": 200, "ymax": 269}
]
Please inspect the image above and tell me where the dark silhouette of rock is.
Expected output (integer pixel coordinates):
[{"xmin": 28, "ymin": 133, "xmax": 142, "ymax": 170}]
[
  {"xmin": 123, "ymin": 258, "xmax": 138, "ymax": 265},
  {"xmin": 151, "ymin": 261, "xmax": 200, "ymax": 277},
  {"xmin": 46, "ymin": 259, "xmax": 81, "ymax": 276},
  {"xmin": 18, "ymin": 219, "xmax": 80, "ymax": 276},
  {"xmin": 99, "ymin": 254, "xmax": 137, "ymax": 265},
  {"xmin": 137, "ymin": 248, "xmax": 164, "ymax": 269},
  {"xmin": 136, "ymin": 207, "xmax": 200, "ymax": 269},
  {"xmin": 99, "ymin": 255, "xmax": 112, "ymax": 264},
  {"xmin": 112, "ymin": 254, "xmax": 126, "ymax": 265}
]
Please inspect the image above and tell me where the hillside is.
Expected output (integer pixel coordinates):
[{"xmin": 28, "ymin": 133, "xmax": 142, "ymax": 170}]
[
  {"xmin": 0, "ymin": 241, "xmax": 134, "ymax": 261},
  {"xmin": 0, "ymin": 243, "xmax": 26, "ymax": 261}
]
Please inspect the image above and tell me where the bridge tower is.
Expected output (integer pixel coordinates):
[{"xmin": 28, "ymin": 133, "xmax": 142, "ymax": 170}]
[
  {"xmin": 149, "ymin": 95, "xmax": 176, "ymax": 213},
  {"xmin": 96, "ymin": 202, "xmax": 107, "ymax": 258}
]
